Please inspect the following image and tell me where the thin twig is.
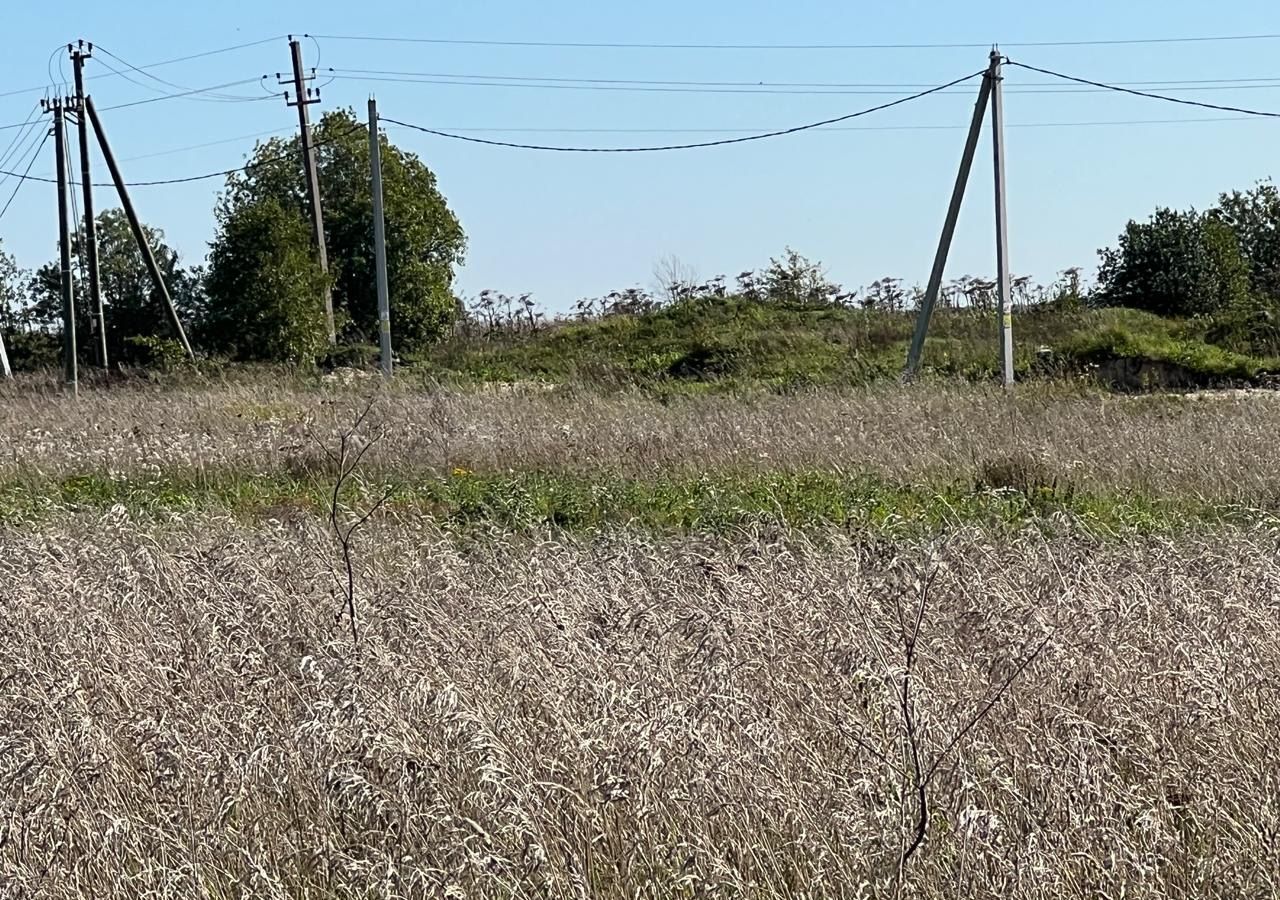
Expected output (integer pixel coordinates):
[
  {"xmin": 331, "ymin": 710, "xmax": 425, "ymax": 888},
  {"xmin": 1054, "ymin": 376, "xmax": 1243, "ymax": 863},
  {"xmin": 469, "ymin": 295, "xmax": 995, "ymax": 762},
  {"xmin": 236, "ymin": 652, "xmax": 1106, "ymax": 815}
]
[{"xmin": 923, "ymin": 633, "xmax": 1052, "ymax": 788}]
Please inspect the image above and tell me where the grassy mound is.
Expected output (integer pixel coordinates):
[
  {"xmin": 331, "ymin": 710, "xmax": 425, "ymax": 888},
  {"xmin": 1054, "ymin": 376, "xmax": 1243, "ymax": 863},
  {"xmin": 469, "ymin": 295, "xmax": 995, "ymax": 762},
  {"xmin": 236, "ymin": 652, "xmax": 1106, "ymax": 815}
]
[{"xmin": 417, "ymin": 299, "xmax": 1277, "ymax": 392}]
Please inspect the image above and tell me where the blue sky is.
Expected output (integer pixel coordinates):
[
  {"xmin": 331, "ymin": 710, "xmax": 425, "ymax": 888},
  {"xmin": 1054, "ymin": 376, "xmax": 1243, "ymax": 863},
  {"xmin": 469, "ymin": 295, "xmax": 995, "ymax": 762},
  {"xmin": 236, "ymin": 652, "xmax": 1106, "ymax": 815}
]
[{"xmin": 0, "ymin": 0, "xmax": 1277, "ymax": 311}]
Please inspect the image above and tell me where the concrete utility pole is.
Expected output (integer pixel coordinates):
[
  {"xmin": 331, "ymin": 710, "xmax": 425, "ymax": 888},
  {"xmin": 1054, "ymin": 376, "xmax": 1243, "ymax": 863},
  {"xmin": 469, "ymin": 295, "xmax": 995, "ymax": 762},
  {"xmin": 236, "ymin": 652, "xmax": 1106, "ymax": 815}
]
[
  {"xmin": 0, "ymin": 323, "xmax": 11, "ymax": 379},
  {"xmin": 71, "ymin": 40, "xmax": 107, "ymax": 369},
  {"xmin": 51, "ymin": 99, "xmax": 78, "ymax": 393},
  {"xmin": 990, "ymin": 50, "xmax": 1015, "ymax": 387},
  {"xmin": 281, "ymin": 36, "xmax": 336, "ymax": 344},
  {"xmin": 368, "ymin": 97, "xmax": 392, "ymax": 377},
  {"xmin": 85, "ymin": 97, "xmax": 194, "ymax": 360},
  {"xmin": 904, "ymin": 54, "xmax": 997, "ymax": 382}
]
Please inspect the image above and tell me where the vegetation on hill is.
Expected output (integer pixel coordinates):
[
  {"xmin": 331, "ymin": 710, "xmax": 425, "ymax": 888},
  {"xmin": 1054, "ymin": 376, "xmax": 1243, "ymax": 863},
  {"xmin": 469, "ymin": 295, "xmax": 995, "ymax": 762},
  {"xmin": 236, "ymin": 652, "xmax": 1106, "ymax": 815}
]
[
  {"xmin": 421, "ymin": 294, "xmax": 1279, "ymax": 392},
  {"xmin": 4, "ymin": 168, "xmax": 1280, "ymax": 392}
]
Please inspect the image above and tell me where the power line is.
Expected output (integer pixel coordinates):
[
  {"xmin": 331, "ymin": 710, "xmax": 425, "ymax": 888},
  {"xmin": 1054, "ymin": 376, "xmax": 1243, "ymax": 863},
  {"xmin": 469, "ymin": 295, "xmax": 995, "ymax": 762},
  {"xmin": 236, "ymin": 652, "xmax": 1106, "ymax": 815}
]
[
  {"xmin": 378, "ymin": 70, "xmax": 986, "ymax": 152},
  {"xmin": 0, "ymin": 103, "xmax": 45, "ymax": 172},
  {"xmin": 330, "ymin": 67, "xmax": 1280, "ymax": 91},
  {"xmin": 92, "ymin": 44, "xmax": 268, "ymax": 102},
  {"xmin": 1005, "ymin": 60, "xmax": 1280, "ymax": 118},
  {"xmin": 325, "ymin": 68, "xmax": 1280, "ymax": 96},
  {"xmin": 421, "ymin": 115, "xmax": 1265, "ymax": 134},
  {"xmin": 0, "ymin": 114, "xmax": 53, "ymax": 200},
  {"xmin": 0, "ymin": 35, "xmax": 286, "ymax": 102},
  {"xmin": 0, "ymin": 120, "xmax": 367, "ymax": 188},
  {"xmin": 306, "ymin": 30, "xmax": 1280, "ymax": 51},
  {"xmin": 95, "ymin": 78, "xmax": 273, "ymax": 112},
  {"xmin": 0, "ymin": 129, "xmax": 51, "ymax": 223},
  {"xmin": 135, "ymin": 35, "xmax": 286, "ymax": 70},
  {"xmin": 117, "ymin": 128, "xmax": 293, "ymax": 164}
]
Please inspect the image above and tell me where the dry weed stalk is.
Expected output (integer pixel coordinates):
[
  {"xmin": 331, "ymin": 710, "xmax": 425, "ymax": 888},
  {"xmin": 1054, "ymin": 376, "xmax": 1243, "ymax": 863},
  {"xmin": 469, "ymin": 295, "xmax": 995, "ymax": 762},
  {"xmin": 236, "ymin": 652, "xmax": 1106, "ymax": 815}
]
[{"xmin": 313, "ymin": 394, "xmax": 395, "ymax": 644}]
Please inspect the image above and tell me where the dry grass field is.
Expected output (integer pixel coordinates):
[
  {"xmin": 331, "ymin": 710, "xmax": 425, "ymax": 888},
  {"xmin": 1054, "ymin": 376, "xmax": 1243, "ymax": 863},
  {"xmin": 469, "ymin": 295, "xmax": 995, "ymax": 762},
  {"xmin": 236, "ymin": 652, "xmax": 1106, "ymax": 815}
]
[{"xmin": 2, "ymin": 378, "xmax": 1279, "ymax": 898}]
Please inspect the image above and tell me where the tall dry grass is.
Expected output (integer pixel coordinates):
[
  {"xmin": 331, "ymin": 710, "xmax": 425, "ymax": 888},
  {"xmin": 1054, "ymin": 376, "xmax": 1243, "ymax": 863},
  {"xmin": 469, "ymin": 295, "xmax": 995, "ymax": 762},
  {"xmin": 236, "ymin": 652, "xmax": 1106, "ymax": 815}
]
[
  {"xmin": 2, "ymin": 512, "xmax": 1277, "ymax": 898},
  {"xmin": 3, "ymin": 381, "xmax": 1280, "ymax": 503}
]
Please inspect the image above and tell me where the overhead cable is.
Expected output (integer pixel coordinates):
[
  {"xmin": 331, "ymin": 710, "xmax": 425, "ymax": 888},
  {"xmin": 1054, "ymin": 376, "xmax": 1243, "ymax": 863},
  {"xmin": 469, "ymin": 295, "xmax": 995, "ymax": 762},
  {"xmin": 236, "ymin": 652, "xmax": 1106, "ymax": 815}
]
[
  {"xmin": 377, "ymin": 70, "xmax": 986, "ymax": 152},
  {"xmin": 306, "ymin": 31, "xmax": 1280, "ymax": 50},
  {"xmin": 0, "ymin": 120, "xmax": 366, "ymax": 188},
  {"xmin": 0, "ymin": 130, "xmax": 52, "ymax": 222},
  {"xmin": 1005, "ymin": 60, "xmax": 1280, "ymax": 118}
]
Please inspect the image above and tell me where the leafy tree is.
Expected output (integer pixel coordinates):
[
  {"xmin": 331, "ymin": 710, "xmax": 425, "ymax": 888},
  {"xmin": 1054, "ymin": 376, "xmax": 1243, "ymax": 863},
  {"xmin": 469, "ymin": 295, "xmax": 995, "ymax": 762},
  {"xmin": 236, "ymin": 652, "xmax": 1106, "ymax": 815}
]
[
  {"xmin": 0, "ymin": 239, "xmax": 25, "ymax": 334},
  {"xmin": 1096, "ymin": 207, "xmax": 1251, "ymax": 318},
  {"xmin": 206, "ymin": 109, "xmax": 465, "ymax": 359},
  {"xmin": 203, "ymin": 197, "xmax": 330, "ymax": 362},
  {"xmin": 0, "ymin": 240, "xmax": 59, "ymax": 371},
  {"xmin": 1213, "ymin": 180, "xmax": 1280, "ymax": 302},
  {"xmin": 27, "ymin": 209, "xmax": 198, "ymax": 364}
]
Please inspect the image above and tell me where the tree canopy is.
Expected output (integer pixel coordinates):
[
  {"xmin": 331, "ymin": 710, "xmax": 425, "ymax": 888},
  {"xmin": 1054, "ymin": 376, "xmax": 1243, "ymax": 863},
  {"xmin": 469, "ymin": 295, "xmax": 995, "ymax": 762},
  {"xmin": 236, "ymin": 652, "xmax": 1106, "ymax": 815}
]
[
  {"xmin": 1096, "ymin": 207, "xmax": 1251, "ymax": 319},
  {"xmin": 204, "ymin": 109, "xmax": 465, "ymax": 360},
  {"xmin": 26, "ymin": 209, "xmax": 198, "ymax": 365}
]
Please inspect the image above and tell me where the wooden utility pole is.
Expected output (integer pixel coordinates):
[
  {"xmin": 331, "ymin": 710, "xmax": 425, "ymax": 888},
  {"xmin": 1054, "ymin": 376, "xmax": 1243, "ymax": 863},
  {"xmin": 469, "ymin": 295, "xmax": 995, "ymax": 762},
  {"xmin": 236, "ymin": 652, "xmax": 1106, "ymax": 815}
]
[
  {"xmin": 71, "ymin": 40, "xmax": 107, "ymax": 369},
  {"xmin": 281, "ymin": 36, "xmax": 335, "ymax": 344},
  {"xmin": 51, "ymin": 99, "xmax": 78, "ymax": 393},
  {"xmin": 368, "ymin": 97, "xmax": 392, "ymax": 377},
  {"xmin": 85, "ymin": 97, "xmax": 194, "ymax": 360}
]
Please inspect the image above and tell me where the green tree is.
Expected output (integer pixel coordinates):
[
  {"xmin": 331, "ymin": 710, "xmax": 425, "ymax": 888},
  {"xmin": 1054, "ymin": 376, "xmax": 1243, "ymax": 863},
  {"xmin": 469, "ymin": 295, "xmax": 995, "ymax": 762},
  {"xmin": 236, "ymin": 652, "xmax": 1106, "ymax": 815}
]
[
  {"xmin": 0, "ymin": 239, "xmax": 25, "ymax": 333},
  {"xmin": 0, "ymin": 240, "xmax": 59, "ymax": 371},
  {"xmin": 203, "ymin": 197, "xmax": 330, "ymax": 362},
  {"xmin": 1097, "ymin": 207, "xmax": 1251, "ymax": 318},
  {"xmin": 1213, "ymin": 180, "xmax": 1280, "ymax": 302},
  {"xmin": 27, "ymin": 209, "xmax": 198, "ymax": 364},
  {"xmin": 206, "ymin": 109, "xmax": 465, "ymax": 359}
]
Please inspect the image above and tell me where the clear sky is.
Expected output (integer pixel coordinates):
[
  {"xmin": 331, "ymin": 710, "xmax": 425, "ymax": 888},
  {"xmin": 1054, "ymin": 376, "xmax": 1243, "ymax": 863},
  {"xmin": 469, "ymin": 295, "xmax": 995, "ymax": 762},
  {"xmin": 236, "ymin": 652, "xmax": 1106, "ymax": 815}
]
[{"xmin": 0, "ymin": 0, "xmax": 1277, "ymax": 312}]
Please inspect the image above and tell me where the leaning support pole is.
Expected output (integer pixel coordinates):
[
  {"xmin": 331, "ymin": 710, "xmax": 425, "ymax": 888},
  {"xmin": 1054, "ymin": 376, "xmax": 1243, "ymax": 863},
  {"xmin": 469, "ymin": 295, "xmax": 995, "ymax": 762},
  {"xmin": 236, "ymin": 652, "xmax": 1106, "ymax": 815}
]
[
  {"xmin": 54, "ymin": 101, "xmax": 78, "ymax": 393},
  {"xmin": 990, "ymin": 50, "xmax": 1015, "ymax": 387},
  {"xmin": 84, "ymin": 96, "xmax": 194, "ymax": 361},
  {"xmin": 0, "ymin": 327, "xmax": 11, "ymax": 379},
  {"xmin": 369, "ymin": 97, "xmax": 393, "ymax": 378},
  {"xmin": 904, "ymin": 59, "xmax": 995, "ymax": 380}
]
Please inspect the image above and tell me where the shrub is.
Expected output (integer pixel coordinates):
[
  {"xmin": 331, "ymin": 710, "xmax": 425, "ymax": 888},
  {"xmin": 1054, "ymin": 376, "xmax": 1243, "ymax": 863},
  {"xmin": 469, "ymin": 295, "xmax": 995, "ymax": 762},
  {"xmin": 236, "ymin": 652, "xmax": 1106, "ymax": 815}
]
[
  {"xmin": 1097, "ymin": 207, "xmax": 1251, "ymax": 318},
  {"xmin": 123, "ymin": 336, "xmax": 190, "ymax": 372}
]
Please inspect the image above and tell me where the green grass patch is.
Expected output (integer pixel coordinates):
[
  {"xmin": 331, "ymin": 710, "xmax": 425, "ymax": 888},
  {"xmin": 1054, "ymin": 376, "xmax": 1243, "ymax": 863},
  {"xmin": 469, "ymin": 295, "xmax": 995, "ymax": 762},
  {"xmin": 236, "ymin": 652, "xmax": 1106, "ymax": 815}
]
[
  {"xmin": 417, "ymin": 299, "xmax": 1279, "ymax": 393},
  {"xmin": 0, "ymin": 467, "xmax": 1270, "ymax": 538}
]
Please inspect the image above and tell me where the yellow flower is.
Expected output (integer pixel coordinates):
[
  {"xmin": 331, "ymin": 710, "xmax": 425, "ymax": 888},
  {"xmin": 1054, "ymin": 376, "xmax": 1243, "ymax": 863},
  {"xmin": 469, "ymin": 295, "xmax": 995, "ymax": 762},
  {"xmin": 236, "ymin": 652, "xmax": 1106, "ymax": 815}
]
[{"xmin": 451, "ymin": 466, "xmax": 473, "ymax": 478}]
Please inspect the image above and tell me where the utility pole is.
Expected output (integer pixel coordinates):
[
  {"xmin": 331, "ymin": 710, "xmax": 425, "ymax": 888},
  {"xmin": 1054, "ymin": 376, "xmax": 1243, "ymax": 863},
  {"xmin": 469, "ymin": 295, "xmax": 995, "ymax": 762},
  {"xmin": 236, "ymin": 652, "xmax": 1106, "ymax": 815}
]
[
  {"xmin": 0, "ymin": 326, "xmax": 11, "ymax": 379},
  {"xmin": 904, "ymin": 61, "xmax": 994, "ymax": 381},
  {"xmin": 281, "ymin": 36, "xmax": 335, "ymax": 344},
  {"xmin": 84, "ymin": 97, "xmax": 194, "ymax": 360},
  {"xmin": 71, "ymin": 40, "xmax": 107, "ymax": 369},
  {"xmin": 369, "ymin": 97, "xmax": 392, "ymax": 377},
  {"xmin": 990, "ymin": 50, "xmax": 1015, "ymax": 387},
  {"xmin": 51, "ymin": 99, "xmax": 78, "ymax": 393}
]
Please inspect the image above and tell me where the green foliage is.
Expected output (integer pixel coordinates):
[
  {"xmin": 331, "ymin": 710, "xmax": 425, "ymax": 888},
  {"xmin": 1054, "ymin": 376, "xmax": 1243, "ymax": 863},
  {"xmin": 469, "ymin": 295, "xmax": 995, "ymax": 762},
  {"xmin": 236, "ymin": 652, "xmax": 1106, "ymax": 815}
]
[
  {"xmin": 1097, "ymin": 207, "xmax": 1251, "ymax": 317},
  {"xmin": 26, "ymin": 210, "xmax": 199, "ymax": 366},
  {"xmin": 426, "ymin": 292, "xmax": 1280, "ymax": 392},
  {"xmin": 0, "ymin": 239, "xmax": 24, "ymax": 329},
  {"xmin": 1207, "ymin": 294, "xmax": 1280, "ymax": 358},
  {"xmin": 203, "ymin": 198, "xmax": 330, "ymax": 362},
  {"xmin": 0, "ymin": 466, "xmax": 1252, "ymax": 538},
  {"xmin": 758, "ymin": 247, "xmax": 845, "ymax": 306},
  {"xmin": 123, "ymin": 336, "xmax": 189, "ymax": 372},
  {"xmin": 1214, "ymin": 179, "xmax": 1280, "ymax": 301},
  {"xmin": 1061, "ymin": 314, "xmax": 1272, "ymax": 384},
  {"xmin": 208, "ymin": 109, "xmax": 465, "ymax": 359}
]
